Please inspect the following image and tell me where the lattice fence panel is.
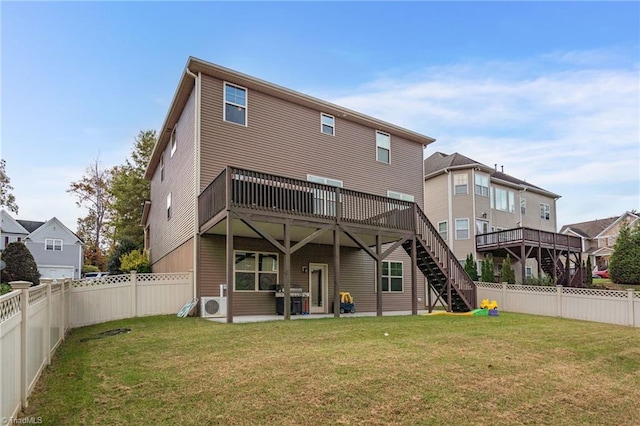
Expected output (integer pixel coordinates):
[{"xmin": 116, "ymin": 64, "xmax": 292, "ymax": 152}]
[
  {"xmin": 137, "ymin": 272, "xmax": 191, "ymax": 284},
  {"xmin": 28, "ymin": 286, "xmax": 47, "ymax": 306},
  {"xmin": 0, "ymin": 292, "xmax": 21, "ymax": 322}
]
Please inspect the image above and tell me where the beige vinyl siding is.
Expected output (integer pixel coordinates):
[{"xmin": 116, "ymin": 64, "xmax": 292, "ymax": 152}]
[
  {"xmin": 199, "ymin": 235, "xmax": 423, "ymax": 315},
  {"xmin": 200, "ymin": 75, "xmax": 424, "ymax": 208},
  {"xmin": 151, "ymin": 238, "xmax": 194, "ymax": 273},
  {"xmin": 518, "ymin": 190, "xmax": 558, "ymax": 232},
  {"xmin": 148, "ymin": 88, "xmax": 196, "ymax": 266}
]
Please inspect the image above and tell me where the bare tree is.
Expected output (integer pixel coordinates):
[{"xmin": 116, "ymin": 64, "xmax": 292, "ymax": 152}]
[
  {"xmin": 68, "ymin": 158, "xmax": 113, "ymax": 269},
  {"xmin": 0, "ymin": 159, "xmax": 18, "ymax": 213}
]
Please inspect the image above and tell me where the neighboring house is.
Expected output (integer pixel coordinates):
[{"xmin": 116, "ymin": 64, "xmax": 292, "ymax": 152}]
[
  {"xmin": 142, "ymin": 57, "xmax": 477, "ymax": 321},
  {"xmin": 560, "ymin": 211, "xmax": 639, "ymax": 271},
  {"xmin": 423, "ymin": 152, "xmax": 583, "ymax": 286},
  {"xmin": 0, "ymin": 210, "xmax": 83, "ymax": 279}
]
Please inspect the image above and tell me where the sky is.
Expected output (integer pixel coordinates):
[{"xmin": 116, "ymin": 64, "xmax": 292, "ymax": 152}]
[{"xmin": 1, "ymin": 1, "xmax": 639, "ymax": 233}]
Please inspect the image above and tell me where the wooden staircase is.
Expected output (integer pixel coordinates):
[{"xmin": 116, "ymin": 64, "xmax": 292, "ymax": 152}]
[
  {"xmin": 540, "ymin": 252, "xmax": 585, "ymax": 287},
  {"xmin": 403, "ymin": 207, "xmax": 476, "ymax": 312}
]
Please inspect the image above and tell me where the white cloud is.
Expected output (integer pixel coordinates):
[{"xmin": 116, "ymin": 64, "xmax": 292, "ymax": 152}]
[{"xmin": 317, "ymin": 50, "xmax": 640, "ymax": 226}]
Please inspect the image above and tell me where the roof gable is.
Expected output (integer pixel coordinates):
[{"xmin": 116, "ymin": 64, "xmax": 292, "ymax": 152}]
[
  {"xmin": 26, "ymin": 217, "xmax": 82, "ymax": 244},
  {"xmin": 16, "ymin": 219, "xmax": 46, "ymax": 234},
  {"xmin": 560, "ymin": 213, "xmax": 637, "ymax": 239},
  {"xmin": 1, "ymin": 210, "xmax": 29, "ymax": 235}
]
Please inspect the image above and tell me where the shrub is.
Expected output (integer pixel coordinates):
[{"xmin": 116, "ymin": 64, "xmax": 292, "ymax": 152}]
[
  {"xmin": 463, "ymin": 253, "xmax": 479, "ymax": 281},
  {"xmin": 1, "ymin": 242, "xmax": 40, "ymax": 285},
  {"xmin": 82, "ymin": 264, "xmax": 100, "ymax": 274},
  {"xmin": 609, "ymin": 221, "xmax": 640, "ymax": 284},
  {"xmin": 523, "ymin": 274, "xmax": 554, "ymax": 286},
  {"xmin": 481, "ymin": 257, "xmax": 494, "ymax": 282},
  {"xmin": 120, "ymin": 249, "xmax": 151, "ymax": 273},
  {"xmin": 1, "ymin": 282, "xmax": 11, "ymax": 295},
  {"xmin": 500, "ymin": 254, "xmax": 516, "ymax": 284},
  {"xmin": 107, "ymin": 237, "xmax": 141, "ymax": 275}
]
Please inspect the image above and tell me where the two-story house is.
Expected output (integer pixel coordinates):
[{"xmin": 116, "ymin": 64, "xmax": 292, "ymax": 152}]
[
  {"xmin": 560, "ymin": 211, "xmax": 639, "ymax": 272},
  {"xmin": 423, "ymin": 152, "xmax": 583, "ymax": 285},
  {"xmin": 0, "ymin": 210, "xmax": 83, "ymax": 279},
  {"xmin": 142, "ymin": 57, "xmax": 477, "ymax": 322}
]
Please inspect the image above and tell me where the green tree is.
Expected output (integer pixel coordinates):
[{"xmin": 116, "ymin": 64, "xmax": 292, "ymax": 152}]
[
  {"xmin": 120, "ymin": 249, "xmax": 151, "ymax": 273},
  {"xmin": 500, "ymin": 254, "xmax": 516, "ymax": 284},
  {"xmin": 68, "ymin": 158, "xmax": 113, "ymax": 269},
  {"xmin": 1, "ymin": 242, "xmax": 40, "ymax": 285},
  {"xmin": 107, "ymin": 237, "xmax": 141, "ymax": 275},
  {"xmin": 0, "ymin": 159, "xmax": 18, "ymax": 213},
  {"xmin": 585, "ymin": 257, "xmax": 593, "ymax": 287},
  {"xmin": 609, "ymin": 221, "xmax": 640, "ymax": 284},
  {"xmin": 463, "ymin": 253, "xmax": 479, "ymax": 281},
  {"xmin": 481, "ymin": 256, "xmax": 494, "ymax": 282},
  {"xmin": 109, "ymin": 130, "xmax": 156, "ymax": 247}
]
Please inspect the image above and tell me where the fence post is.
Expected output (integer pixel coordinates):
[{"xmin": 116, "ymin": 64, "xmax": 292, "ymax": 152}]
[
  {"xmin": 501, "ymin": 282, "xmax": 507, "ymax": 310},
  {"xmin": 556, "ymin": 285, "xmax": 563, "ymax": 318},
  {"xmin": 10, "ymin": 281, "xmax": 32, "ymax": 409},
  {"xmin": 628, "ymin": 289, "xmax": 635, "ymax": 327},
  {"xmin": 130, "ymin": 271, "xmax": 138, "ymax": 317},
  {"xmin": 40, "ymin": 278, "xmax": 53, "ymax": 366},
  {"xmin": 188, "ymin": 269, "xmax": 195, "ymax": 298},
  {"xmin": 60, "ymin": 279, "xmax": 66, "ymax": 340}
]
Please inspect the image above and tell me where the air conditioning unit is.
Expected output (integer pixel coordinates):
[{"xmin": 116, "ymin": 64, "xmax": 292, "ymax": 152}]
[{"xmin": 201, "ymin": 297, "xmax": 227, "ymax": 318}]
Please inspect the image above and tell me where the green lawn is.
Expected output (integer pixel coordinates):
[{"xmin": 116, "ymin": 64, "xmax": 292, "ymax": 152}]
[{"xmin": 22, "ymin": 314, "xmax": 640, "ymax": 425}]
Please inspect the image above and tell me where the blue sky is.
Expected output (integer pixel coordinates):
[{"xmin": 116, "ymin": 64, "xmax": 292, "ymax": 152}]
[{"xmin": 2, "ymin": 1, "xmax": 639, "ymax": 231}]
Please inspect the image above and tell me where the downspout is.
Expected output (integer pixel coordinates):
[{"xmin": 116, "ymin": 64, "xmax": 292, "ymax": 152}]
[
  {"xmin": 185, "ymin": 67, "xmax": 201, "ymax": 298},
  {"xmin": 445, "ymin": 168, "xmax": 453, "ymax": 248}
]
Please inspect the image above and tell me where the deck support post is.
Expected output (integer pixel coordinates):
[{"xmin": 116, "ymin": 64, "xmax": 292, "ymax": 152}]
[
  {"xmin": 333, "ymin": 226, "xmax": 340, "ymax": 318},
  {"xmin": 411, "ymin": 235, "xmax": 418, "ymax": 315},
  {"xmin": 376, "ymin": 233, "xmax": 383, "ymax": 316},
  {"xmin": 226, "ymin": 214, "xmax": 234, "ymax": 324},
  {"xmin": 283, "ymin": 221, "xmax": 291, "ymax": 320}
]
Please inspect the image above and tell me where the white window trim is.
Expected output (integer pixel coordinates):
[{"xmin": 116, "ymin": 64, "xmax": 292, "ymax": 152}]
[
  {"xmin": 166, "ymin": 192, "xmax": 172, "ymax": 220},
  {"xmin": 376, "ymin": 130, "xmax": 391, "ymax": 164},
  {"xmin": 45, "ymin": 238, "xmax": 63, "ymax": 251},
  {"xmin": 320, "ymin": 113, "xmax": 335, "ymax": 136},
  {"xmin": 521, "ymin": 198, "xmax": 526, "ymax": 215},
  {"xmin": 170, "ymin": 127, "xmax": 177, "ymax": 157},
  {"xmin": 438, "ymin": 221, "xmax": 448, "ymax": 241},
  {"xmin": 233, "ymin": 250, "xmax": 279, "ymax": 292},
  {"xmin": 540, "ymin": 203, "xmax": 550, "ymax": 221},
  {"xmin": 474, "ymin": 174, "xmax": 489, "ymax": 197},
  {"xmin": 455, "ymin": 218, "xmax": 470, "ymax": 240},
  {"xmin": 307, "ymin": 175, "xmax": 343, "ymax": 216},
  {"xmin": 454, "ymin": 174, "xmax": 468, "ymax": 195},
  {"xmin": 387, "ymin": 190, "xmax": 414, "ymax": 202},
  {"xmin": 381, "ymin": 260, "xmax": 404, "ymax": 292},
  {"xmin": 223, "ymin": 82, "xmax": 248, "ymax": 126},
  {"xmin": 160, "ymin": 153, "xmax": 165, "ymax": 182}
]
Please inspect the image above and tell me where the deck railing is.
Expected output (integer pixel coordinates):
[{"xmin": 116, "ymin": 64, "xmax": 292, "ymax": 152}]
[
  {"xmin": 476, "ymin": 227, "xmax": 582, "ymax": 250},
  {"xmin": 199, "ymin": 167, "xmax": 415, "ymax": 231}
]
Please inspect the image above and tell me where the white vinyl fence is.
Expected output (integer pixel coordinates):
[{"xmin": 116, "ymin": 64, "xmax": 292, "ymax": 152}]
[
  {"xmin": 476, "ymin": 282, "xmax": 639, "ymax": 327},
  {"xmin": 0, "ymin": 271, "xmax": 193, "ymax": 422}
]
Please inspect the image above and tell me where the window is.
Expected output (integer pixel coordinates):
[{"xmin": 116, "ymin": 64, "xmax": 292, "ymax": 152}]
[
  {"xmin": 45, "ymin": 238, "xmax": 63, "ymax": 251},
  {"xmin": 454, "ymin": 174, "xmax": 468, "ymax": 195},
  {"xmin": 234, "ymin": 251, "xmax": 278, "ymax": 291},
  {"xmin": 376, "ymin": 131, "xmax": 390, "ymax": 163},
  {"xmin": 521, "ymin": 199, "xmax": 526, "ymax": 216},
  {"xmin": 307, "ymin": 175, "xmax": 343, "ymax": 216},
  {"xmin": 525, "ymin": 267, "xmax": 533, "ymax": 279},
  {"xmin": 387, "ymin": 190, "xmax": 414, "ymax": 210},
  {"xmin": 382, "ymin": 261, "xmax": 403, "ymax": 292},
  {"xmin": 476, "ymin": 219, "xmax": 489, "ymax": 235},
  {"xmin": 494, "ymin": 188, "xmax": 515, "ymax": 212},
  {"xmin": 474, "ymin": 174, "xmax": 489, "ymax": 197},
  {"xmin": 540, "ymin": 203, "xmax": 550, "ymax": 221},
  {"xmin": 438, "ymin": 221, "xmax": 448, "ymax": 240},
  {"xmin": 321, "ymin": 113, "xmax": 335, "ymax": 136},
  {"xmin": 160, "ymin": 154, "xmax": 165, "ymax": 182},
  {"xmin": 455, "ymin": 218, "xmax": 470, "ymax": 240},
  {"xmin": 224, "ymin": 83, "xmax": 247, "ymax": 125},
  {"xmin": 166, "ymin": 193, "xmax": 172, "ymax": 220},
  {"xmin": 170, "ymin": 127, "xmax": 177, "ymax": 157}
]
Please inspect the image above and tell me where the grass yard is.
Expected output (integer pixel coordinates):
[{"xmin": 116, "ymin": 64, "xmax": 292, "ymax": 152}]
[{"xmin": 22, "ymin": 313, "xmax": 640, "ymax": 425}]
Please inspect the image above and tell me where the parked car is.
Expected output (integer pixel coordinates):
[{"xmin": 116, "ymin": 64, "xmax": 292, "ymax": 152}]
[
  {"xmin": 593, "ymin": 270, "xmax": 609, "ymax": 279},
  {"xmin": 84, "ymin": 272, "xmax": 109, "ymax": 280}
]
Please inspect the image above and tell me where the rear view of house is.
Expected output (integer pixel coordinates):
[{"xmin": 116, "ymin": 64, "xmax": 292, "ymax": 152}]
[{"xmin": 142, "ymin": 57, "xmax": 476, "ymax": 321}]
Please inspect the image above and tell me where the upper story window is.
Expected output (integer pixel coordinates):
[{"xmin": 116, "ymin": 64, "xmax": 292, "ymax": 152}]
[
  {"xmin": 167, "ymin": 192, "xmax": 172, "ymax": 220},
  {"xmin": 307, "ymin": 175, "xmax": 343, "ymax": 216},
  {"xmin": 45, "ymin": 238, "xmax": 63, "ymax": 251},
  {"xmin": 321, "ymin": 113, "xmax": 335, "ymax": 136},
  {"xmin": 160, "ymin": 153, "xmax": 165, "ymax": 182},
  {"xmin": 494, "ymin": 188, "xmax": 515, "ymax": 213},
  {"xmin": 474, "ymin": 174, "xmax": 489, "ymax": 197},
  {"xmin": 376, "ymin": 131, "xmax": 390, "ymax": 164},
  {"xmin": 387, "ymin": 191, "xmax": 414, "ymax": 202},
  {"xmin": 382, "ymin": 261, "xmax": 403, "ymax": 292},
  {"xmin": 455, "ymin": 218, "xmax": 470, "ymax": 240},
  {"xmin": 170, "ymin": 127, "xmax": 177, "ymax": 157},
  {"xmin": 234, "ymin": 251, "xmax": 279, "ymax": 291},
  {"xmin": 521, "ymin": 199, "xmax": 526, "ymax": 215},
  {"xmin": 540, "ymin": 203, "xmax": 550, "ymax": 221},
  {"xmin": 438, "ymin": 221, "xmax": 448, "ymax": 241},
  {"xmin": 224, "ymin": 83, "xmax": 247, "ymax": 126},
  {"xmin": 454, "ymin": 174, "xmax": 468, "ymax": 195}
]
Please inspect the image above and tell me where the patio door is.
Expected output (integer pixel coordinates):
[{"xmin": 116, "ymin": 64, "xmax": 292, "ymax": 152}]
[{"xmin": 308, "ymin": 263, "xmax": 328, "ymax": 314}]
